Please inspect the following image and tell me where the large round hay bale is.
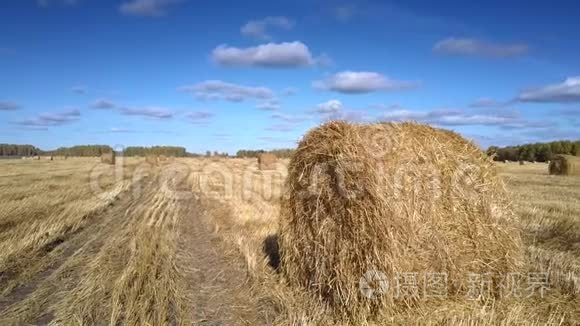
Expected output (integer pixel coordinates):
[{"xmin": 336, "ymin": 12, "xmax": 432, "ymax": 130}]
[
  {"xmin": 258, "ymin": 153, "xmax": 277, "ymax": 170},
  {"xmin": 549, "ymin": 154, "xmax": 580, "ymax": 175},
  {"xmin": 279, "ymin": 121, "xmax": 522, "ymax": 319},
  {"xmin": 100, "ymin": 152, "xmax": 115, "ymax": 165}
]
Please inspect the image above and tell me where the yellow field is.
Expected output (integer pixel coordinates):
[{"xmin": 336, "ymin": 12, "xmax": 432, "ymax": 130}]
[{"xmin": 0, "ymin": 158, "xmax": 578, "ymax": 325}]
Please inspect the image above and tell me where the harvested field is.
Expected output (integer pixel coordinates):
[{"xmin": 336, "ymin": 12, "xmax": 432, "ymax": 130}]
[{"xmin": 0, "ymin": 157, "xmax": 578, "ymax": 325}]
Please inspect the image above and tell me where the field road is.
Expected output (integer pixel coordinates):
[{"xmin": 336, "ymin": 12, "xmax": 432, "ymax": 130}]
[{"xmin": 0, "ymin": 164, "xmax": 273, "ymax": 325}]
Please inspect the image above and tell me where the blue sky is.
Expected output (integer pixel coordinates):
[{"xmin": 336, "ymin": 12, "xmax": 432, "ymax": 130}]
[{"xmin": 1, "ymin": 0, "xmax": 579, "ymax": 153}]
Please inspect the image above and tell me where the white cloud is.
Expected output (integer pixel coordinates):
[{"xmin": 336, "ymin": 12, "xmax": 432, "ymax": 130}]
[
  {"xmin": 316, "ymin": 99, "xmax": 343, "ymax": 114},
  {"xmin": 281, "ymin": 87, "xmax": 298, "ymax": 96},
  {"xmin": 17, "ymin": 109, "xmax": 80, "ymax": 126},
  {"xmin": 314, "ymin": 71, "xmax": 417, "ymax": 94},
  {"xmin": 241, "ymin": 16, "xmax": 294, "ymax": 40},
  {"xmin": 0, "ymin": 101, "xmax": 20, "ymax": 111},
  {"xmin": 311, "ymin": 100, "xmax": 368, "ymax": 122},
  {"xmin": 324, "ymin": 110, "xmax": 368, "ymax": 122},
  {"xmin": 119, "ymin": 0, "xmax": 183, "ymax": 17},
  {"xmin": 469, "ymin": 98, "xmax": 507, "ymax": 108},
  {"xmin": 266, "ymin": 124, "xmax": 295, "ymax": 132},
  {"xmin": 433, "ymin": 37, "xmax": 528, "ymax": 58},
  {"xmin": 271, "ymin": 112, "xmax": 309, "ymax": 124},
  {"xmin": 119, "ymin": 107, "xmax": 173, "ymax": 119},
  {"xmin": 109, "ymin": 127, "xmax": 135, "ymax": 133},
  {"xmin": 256, "ymin": 100, "xmax": 281, "ymax": 111},
  {"xmin": 90, "ymin": 99, "xmax": 116, "ymax": 109},
  {"xmin": 380, "ymin": 109, "xmax": 432, "ymax": 121},
  {"xmin": 212, "ymin": 41, "xmax": 314, "ymax": 68},
  {"xmin": 185, "ymin": 111, "xmax": 213, "ymax": 124},
  {"xmin": 517, "ymin": 77, "xmax": 580, "ymax": 103},
  {"xmin": 378, "ymin": 107, "xmax": 550, "ymax": 129},
  {"xmin": 179, "ymin": 80, "xmax": 274, "ymax": 102}
]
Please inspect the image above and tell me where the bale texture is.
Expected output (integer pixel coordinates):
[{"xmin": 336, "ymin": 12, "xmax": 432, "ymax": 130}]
[
  {"xmin": 279, "ymin": 121, "xmax": 522, "ymax": 318},
  {"xmin": 258, "ymin": 153, "xmax": 277, "ymax": 170},
  {"xmin": 549, "ymin": 154, "xmax": 580, "ymax": 175},
  {"xmin": 100, "ymin": 152, "xmax": 115, "ymax": 165}
]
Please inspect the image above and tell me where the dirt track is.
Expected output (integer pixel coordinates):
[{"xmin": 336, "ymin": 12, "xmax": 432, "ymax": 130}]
[{"xmin": 178, "ymin": 197, "xmax": 274, "ymax": 325}]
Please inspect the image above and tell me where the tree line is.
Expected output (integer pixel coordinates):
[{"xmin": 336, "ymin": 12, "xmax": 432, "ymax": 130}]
[
  {"xmin": 487, "ymin": 140, "xmax": 580, "ymax": 162},
  {"xmin": 0, "ymin": 144, "xmax": 190, "ymax": 157},
  {"xmin": 236, "ymin": 148, "xmax": 294, "ymax": 158},
  {"xmin": 49, "ymin": 145, "xmax": 113, "ymax": 157},
  {"xmin": 0, "ymin": 144, "xmax": 41, "ymax": 157},
  {"xmin": 123, "ymin": 146, "xmax": 187, "ymax": 157}
]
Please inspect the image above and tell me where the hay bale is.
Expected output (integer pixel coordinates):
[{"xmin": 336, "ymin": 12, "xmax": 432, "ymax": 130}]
[
  {"xmin": 279, "ymin": 121, "xmax": 522, "ymax": 319},
  {"xmin": 100, "ymin": 152, "xmax": 115, "ymax": 165},
  {"xmin": 504, "ymin": 160, "xmax": 509, "ymax": 163},
  {"xmin": 258, "ymin": 153, "xmax": 277, "ymax": 170},
  {"xmin": 549, "ymin": 154, "xmax": 580, "ymax": 175},
  {"xmin": 146, "ymin": 154, "xmax": 158, "ymax": 165}
]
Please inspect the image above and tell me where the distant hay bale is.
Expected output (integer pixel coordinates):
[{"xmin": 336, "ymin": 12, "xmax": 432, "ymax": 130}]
[
  {"xmin": 146, "ymin": 154, "xmax": 158, "ymax": 165},
  {"xmin": 279, "ymin": 121, "xmax": 522, "ymax": 319},
  {"xmin": 504, "ymin": 160, "xmax": 509, "ymax": 163},
  {"xmin": 549, "ymin": 154, "xmax": 580, "ymax": 176},
  {"xmin": 100, "ymin": 152, "xmax": 115, "ymax": 165},
  {"xmin": 258, "ymin": 153, "xmax": 277, "ymax": 170}
]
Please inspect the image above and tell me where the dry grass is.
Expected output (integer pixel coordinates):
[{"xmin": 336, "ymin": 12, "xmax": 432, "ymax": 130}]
[
  {"xmin": 0, "ymin": 158, "xmax": 195, "ymax": 325},
  {"xmin": 194, "ymin": 157, "xmax": 579, "ymax": 324},
  {"xmin": 0, "ymin": 154, "xmax": 578, "ymax": 325}
]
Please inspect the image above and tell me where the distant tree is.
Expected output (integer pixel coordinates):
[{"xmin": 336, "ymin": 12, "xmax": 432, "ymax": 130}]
[
  {"xmin": 0, "ymin": 144, "xmax": 40, "ymax": 157},
  {"xmin": 123, "ymin": 146, "xmax": 187, "ymax": 157},
  {"xmin": 491, "ymin": 139, "xmax": 580, "ymax": 162}
]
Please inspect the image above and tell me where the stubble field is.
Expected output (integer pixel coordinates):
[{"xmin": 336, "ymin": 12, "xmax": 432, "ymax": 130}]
[{"xmin": 0, "ymin": 158, "xmax": 578, "ymax": 325}]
